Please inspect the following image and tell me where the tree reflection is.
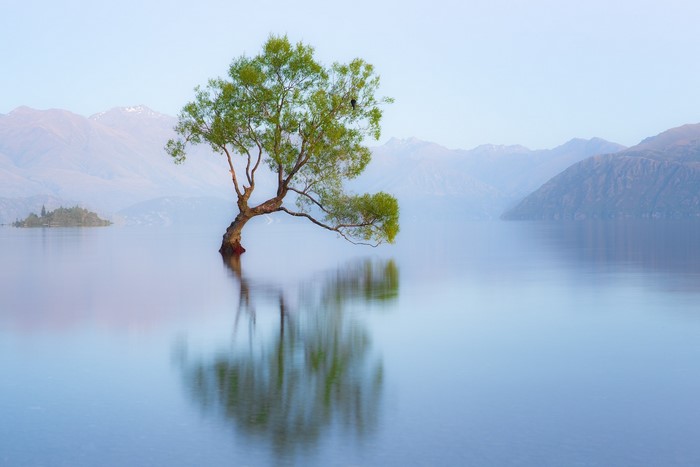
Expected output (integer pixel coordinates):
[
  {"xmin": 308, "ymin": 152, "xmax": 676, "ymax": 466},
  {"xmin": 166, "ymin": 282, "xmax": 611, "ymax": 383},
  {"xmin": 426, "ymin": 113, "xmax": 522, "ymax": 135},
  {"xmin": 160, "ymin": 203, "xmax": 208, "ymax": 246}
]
[{"xmin": 178, "ymin": 256, "xmax": 399, "ymax": 456}]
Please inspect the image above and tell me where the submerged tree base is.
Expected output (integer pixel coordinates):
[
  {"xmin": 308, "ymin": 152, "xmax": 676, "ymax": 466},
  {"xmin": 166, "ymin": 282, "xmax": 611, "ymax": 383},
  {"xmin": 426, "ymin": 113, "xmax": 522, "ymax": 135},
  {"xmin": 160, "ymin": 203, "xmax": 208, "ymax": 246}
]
[
  {"xmin": 219, "ymin": 240, "xmax": 246, "ymax": 257},
  {"xmin": 219, "ymin": 216, "xmax": 248, "ymax": 256}
]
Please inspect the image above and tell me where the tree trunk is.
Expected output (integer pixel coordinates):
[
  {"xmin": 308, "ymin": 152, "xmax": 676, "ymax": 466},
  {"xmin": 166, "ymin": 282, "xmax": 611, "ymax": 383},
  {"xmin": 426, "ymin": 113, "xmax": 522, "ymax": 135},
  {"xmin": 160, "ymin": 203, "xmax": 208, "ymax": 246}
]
[
  {"xmin": 219, "ymin": 194, "xmax": 283, "ymax": 256},
  {"xmin": 219, "ymin": 212, "xmax": 251, "ymax": 256}
]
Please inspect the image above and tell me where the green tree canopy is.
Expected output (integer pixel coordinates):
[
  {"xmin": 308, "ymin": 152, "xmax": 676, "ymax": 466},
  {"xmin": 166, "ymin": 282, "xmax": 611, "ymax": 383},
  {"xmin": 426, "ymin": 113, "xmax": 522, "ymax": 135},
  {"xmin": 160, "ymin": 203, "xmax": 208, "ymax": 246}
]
[{"xmin": 166, "ymin": 34, "xmax": 399, "ymax": 255}]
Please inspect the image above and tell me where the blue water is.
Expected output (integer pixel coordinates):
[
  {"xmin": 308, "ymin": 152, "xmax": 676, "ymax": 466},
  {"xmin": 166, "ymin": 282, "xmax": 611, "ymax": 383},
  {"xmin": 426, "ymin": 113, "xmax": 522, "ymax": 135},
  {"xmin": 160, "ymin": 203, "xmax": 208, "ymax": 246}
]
[{"xmin": 2, "ymin": 219, "xmax": 700, "ymax": 466}]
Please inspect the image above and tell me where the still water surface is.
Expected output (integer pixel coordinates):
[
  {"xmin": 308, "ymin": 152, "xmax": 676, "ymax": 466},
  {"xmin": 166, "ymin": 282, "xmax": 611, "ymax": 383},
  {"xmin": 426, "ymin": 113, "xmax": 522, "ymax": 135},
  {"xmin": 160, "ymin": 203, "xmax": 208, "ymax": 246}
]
[{"xmin": 2, "ymin": 219, "xmax": 700, "ymax": 466}]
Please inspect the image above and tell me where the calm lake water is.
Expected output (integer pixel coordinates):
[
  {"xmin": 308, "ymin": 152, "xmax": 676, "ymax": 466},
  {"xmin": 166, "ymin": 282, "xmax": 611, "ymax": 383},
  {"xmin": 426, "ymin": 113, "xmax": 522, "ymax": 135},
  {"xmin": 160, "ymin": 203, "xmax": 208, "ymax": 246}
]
[{"xmin": 2, "ymin": 218, "xmax": 700, "ymax": 466}]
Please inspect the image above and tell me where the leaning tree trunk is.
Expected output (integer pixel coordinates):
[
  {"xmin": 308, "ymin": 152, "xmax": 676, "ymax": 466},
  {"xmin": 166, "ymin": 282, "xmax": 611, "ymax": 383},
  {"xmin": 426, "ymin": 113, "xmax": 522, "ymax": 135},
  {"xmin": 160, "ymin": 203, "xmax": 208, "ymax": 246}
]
[
  {"xmin": 219, "ymin": 212, "xmax": 251, "ymax": 257},
  {"xmin": 219, "ymin": 195, "xmax": 283, "ymax": 256}
]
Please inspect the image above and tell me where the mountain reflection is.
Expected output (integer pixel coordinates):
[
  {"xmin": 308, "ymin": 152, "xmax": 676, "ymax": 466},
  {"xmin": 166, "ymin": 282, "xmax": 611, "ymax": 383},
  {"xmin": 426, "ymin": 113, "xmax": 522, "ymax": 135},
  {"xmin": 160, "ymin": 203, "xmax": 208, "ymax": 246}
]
[
  {"xmin": 177, "ymin": 256, "xmax": 399, "ymax": 456},
  {"xmin": 530, "ymin": 220, "xmax": 700, "ymax": 287}
]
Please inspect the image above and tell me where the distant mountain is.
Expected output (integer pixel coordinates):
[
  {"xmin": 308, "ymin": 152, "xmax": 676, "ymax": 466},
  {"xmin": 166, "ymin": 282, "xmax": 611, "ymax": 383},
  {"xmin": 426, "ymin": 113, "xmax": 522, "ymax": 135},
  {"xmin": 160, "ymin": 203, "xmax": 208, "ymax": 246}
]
[
  {"xmin": 0, "ymin": 106, "xmax": 231, "ymax": 223},
  {"xmin": 503, "ymin": 123, "xmax": 700, "ymax": 220},
  {"xmin": 356, "ymin": 136, "xmax": 625, "ymax": 220},
  {"xmin": 0, "ymin": 105, "xmax": 626, "ymax": 224}
]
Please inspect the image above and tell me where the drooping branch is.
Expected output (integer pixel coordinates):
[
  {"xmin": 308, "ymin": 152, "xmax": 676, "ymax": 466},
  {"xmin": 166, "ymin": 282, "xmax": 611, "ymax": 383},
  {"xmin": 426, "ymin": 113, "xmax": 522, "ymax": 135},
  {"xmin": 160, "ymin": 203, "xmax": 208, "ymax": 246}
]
[{"xmin": 275, "ymin": 207, "xmax": 380, "ymax": 247}]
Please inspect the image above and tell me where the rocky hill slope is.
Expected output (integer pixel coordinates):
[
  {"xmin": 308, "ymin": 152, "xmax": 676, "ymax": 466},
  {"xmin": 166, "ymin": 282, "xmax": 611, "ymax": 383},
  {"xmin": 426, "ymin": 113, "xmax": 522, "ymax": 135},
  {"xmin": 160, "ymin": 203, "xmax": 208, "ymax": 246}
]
[
  {"xmin": 359, "ymin": 137, "xmax": 624, "ymax": 220},
  {"xmin": 503, "ymin": 123, "xmax": 700, "ymax": 220}
]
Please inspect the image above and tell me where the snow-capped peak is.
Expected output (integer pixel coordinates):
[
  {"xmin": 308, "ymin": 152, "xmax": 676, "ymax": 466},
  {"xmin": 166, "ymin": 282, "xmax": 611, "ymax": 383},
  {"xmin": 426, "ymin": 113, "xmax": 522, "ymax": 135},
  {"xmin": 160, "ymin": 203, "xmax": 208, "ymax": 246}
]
[
  {"xmin": 89, "ymin": 105, "xmax": 167, "ymax": 121},
  {"xmin": 124, "ymin": 105, "xmax": 147, "ymax": 113}
]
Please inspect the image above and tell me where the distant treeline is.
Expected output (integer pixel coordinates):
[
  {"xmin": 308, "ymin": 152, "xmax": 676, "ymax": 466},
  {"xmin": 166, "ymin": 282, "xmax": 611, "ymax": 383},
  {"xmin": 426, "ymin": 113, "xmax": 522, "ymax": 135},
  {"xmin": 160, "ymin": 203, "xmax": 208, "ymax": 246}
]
[{"xmin": 13, "ymin": 205, "xmax": 112, "ymax": 227}]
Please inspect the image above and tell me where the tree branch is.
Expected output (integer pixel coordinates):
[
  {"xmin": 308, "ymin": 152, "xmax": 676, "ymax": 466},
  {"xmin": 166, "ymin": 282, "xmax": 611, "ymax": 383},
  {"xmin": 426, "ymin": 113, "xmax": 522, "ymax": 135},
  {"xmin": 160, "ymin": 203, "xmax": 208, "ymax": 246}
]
[
  {"xmin": 286, "ymin": 187, "xmax": 331, "ymax": 214},
  {"xmin": 275, "ymin": 207, "xmax": 380, "ymax": 247},
  {"xmin": 243, "ymin": 118, "xmax": 265, "ymax": 187},
  {"xmin": 283, "ymin": 90, "xmax": 351, "ymax": 188},
  {"xmin": 221, "ymin": 146, "xmax": 243, "ymax": 197},
  {"xmin": 277, "ymin": 163, "xmax": 284, "ymax": 197},
  {"xmin": 283, "ymin": 126, "xmax": 315, "ymax": 187}
]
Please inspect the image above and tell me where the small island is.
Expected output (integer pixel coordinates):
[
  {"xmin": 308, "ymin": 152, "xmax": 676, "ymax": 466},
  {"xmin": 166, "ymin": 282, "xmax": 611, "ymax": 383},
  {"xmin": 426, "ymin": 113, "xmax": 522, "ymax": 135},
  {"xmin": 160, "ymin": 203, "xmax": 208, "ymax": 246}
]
[{"xmin": 13, "ymin": 205, "xmax": 112, "ymax": 228}]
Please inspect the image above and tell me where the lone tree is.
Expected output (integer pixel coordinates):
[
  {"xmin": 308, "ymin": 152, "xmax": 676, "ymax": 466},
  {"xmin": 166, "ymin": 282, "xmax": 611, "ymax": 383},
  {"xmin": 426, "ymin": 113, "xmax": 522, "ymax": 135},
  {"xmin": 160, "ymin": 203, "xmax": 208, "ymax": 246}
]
[{"xmin": 166, "ymin": 35, "xmax": 399, "ymax": 256}]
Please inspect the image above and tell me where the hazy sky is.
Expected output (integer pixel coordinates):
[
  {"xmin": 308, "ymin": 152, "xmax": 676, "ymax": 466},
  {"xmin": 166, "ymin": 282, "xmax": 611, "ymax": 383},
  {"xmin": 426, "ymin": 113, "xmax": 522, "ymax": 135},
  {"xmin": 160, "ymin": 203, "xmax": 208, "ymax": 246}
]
[{"xmin": 3, "ymin": 0, "xmax": 700, "ymax": 150}]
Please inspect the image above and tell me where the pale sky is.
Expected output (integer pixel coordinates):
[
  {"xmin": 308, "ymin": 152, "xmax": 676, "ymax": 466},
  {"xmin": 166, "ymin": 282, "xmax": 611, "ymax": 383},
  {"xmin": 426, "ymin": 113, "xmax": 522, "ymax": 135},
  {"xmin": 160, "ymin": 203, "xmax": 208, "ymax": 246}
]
[{"xmin": 2, "ymin": 0, "xmax": 700, "ymax": 150}]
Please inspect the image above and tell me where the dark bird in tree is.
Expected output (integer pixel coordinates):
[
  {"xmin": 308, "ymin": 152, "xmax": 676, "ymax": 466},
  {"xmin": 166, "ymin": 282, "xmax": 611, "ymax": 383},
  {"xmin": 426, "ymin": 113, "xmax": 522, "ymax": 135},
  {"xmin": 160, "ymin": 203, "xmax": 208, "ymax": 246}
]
[{"xmin": 165, "ymin": 35, "xmax": 398, "ymax": 257}]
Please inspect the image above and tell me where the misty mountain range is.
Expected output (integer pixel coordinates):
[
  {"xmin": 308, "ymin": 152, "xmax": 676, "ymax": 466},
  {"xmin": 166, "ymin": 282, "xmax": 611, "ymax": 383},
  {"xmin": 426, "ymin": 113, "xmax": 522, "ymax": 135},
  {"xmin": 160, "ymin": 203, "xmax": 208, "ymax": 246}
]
[
  {"xmin": 0, "ymin": 106, "xmax": 233, "ymax": 225},
  {"xmin": 360, "ymin": 136, "xmax": 625, "ymax": 220},
  {"xmin": 503, "ymin": 123, "xmax": 700, "ymax": 220},
  {"xmin": 1, "ymin": 105, "xmax": 699, "ymax": 225}
]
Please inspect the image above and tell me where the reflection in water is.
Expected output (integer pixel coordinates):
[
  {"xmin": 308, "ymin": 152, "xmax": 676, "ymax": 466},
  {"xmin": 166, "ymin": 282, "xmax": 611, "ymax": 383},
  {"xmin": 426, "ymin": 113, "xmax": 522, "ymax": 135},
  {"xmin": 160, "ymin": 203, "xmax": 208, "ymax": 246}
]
[
  {"xmin": 177, "ymin": 257, "xmax": 399, "ymax": 458},
  {"xmin": 527, "ymin": 220, "xmax": 700, "ymax": 287}
]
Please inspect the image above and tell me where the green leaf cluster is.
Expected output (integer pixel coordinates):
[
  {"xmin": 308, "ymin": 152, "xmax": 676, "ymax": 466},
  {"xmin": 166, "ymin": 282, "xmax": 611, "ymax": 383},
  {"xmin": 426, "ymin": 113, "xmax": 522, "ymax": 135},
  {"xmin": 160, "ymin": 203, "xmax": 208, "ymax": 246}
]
[{"xmin": 318, "ymin": 191, "xmax": 399, "ymax": 244}]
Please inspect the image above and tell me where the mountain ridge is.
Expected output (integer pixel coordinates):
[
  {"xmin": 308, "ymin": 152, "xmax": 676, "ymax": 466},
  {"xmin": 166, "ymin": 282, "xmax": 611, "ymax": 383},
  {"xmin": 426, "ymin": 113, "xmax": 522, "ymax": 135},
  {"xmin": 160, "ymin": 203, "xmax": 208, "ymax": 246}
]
[
  {"xmin": 358, "ymin": 135, "xmax": 624, "ymax": 220},
  {"xmin": 0, "ymin": 105, "xmax": 232, "ymax": 223},
  {"xmin": 0, "ymin": 105, "xmax": 627, "ymax": 224},
  {"xmin": 503, "ymin": 122, "xmax": 700, "ymax": 220}
]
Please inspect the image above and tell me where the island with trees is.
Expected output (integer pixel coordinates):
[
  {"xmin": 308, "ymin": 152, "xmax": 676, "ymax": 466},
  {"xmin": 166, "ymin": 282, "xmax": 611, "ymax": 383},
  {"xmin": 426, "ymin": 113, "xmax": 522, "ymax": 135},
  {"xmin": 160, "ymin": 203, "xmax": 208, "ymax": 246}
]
[{"xmin": 13, "ymin": 205, "xmax": 112, "ymax": 227}]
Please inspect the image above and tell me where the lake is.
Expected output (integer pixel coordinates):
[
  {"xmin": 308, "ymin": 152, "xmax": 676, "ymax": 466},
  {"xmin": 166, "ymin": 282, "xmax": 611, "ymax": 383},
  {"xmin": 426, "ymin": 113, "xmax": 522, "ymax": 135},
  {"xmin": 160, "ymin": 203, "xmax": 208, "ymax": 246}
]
[{"xmin": 2, "ymin": 218, "xmax": 700, "ymax": 466}]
